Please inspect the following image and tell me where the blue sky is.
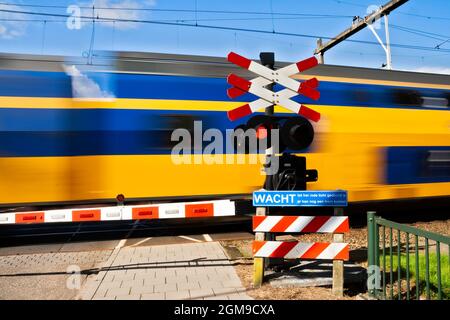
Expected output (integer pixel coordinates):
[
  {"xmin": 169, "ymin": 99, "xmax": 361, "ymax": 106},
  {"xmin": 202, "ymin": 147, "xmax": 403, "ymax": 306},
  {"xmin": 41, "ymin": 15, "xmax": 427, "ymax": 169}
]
[{"xmin": 0, "ymin": 0, "xmax": 449, "ymax": 73}]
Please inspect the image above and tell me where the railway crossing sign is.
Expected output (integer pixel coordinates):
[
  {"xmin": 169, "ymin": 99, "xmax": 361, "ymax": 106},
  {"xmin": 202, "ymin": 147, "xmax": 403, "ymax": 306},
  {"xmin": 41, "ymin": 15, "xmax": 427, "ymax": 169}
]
[{"xmin": 226, "ymin": 52, "xmax": 322, "ymax": 123}]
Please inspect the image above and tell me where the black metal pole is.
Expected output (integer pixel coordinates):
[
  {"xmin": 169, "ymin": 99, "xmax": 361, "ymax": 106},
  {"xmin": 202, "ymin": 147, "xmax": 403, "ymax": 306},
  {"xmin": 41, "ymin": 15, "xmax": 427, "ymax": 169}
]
[
  {"xmin": 260, "ymin": 52, "xmax": 278, "ymax": 253},
  {"xmin": 260, "ymin": 52, "xmax": 275, "ymax": 192}
]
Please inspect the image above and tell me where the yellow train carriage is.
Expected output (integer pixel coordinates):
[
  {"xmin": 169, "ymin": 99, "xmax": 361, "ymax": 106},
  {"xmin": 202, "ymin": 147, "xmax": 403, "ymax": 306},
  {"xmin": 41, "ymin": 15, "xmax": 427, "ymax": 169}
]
[{"xmin": 0, "ymin": 52, "xmax": 449, "ymax": 208}]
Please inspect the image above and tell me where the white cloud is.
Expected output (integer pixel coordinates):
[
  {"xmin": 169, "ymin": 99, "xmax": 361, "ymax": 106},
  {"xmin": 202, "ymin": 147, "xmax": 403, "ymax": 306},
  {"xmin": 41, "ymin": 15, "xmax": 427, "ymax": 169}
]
[
  {"xmin": 79, "ymin": 0, "xmax": 156, "ymax": 30},
  {"xmin": 0, "ymin": 4, "xmax": 28, "ymax": 39},
  {"xmin": 63, "ymin": 65, "xmax": 115, "ymax": 99},
  {"xmin": 401, "ymin": 66, "xmax": 450, "ymax": 75}
]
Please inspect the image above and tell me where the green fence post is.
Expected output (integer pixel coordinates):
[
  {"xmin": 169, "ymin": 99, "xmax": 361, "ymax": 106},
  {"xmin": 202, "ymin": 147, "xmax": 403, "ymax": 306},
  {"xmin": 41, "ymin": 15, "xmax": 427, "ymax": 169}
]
[
  {"xmin": 375, "ymin": 222, "xmax": 380, "ymax": 280},
  {"xmin": 367, "ymin": 211, "xmax": 376, "ymax": 298}
]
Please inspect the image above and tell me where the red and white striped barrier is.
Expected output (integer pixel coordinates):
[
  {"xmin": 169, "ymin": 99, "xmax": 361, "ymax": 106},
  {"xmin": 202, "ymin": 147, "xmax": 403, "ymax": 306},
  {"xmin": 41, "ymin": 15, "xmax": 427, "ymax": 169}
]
[
  {"xmin": 226, "ymin": 52, "xmax": 321, "ymax": 122},
  {"xmin": 253, "ymin": 241, "xmax": 349, "ymax": 260},
  {"xmin": 0, "ymin": 199, "xmax": 235, "ymax": 225},
  {"xmin": 253, "ymin": 215, "xmax": 349, "ymax": 233}
]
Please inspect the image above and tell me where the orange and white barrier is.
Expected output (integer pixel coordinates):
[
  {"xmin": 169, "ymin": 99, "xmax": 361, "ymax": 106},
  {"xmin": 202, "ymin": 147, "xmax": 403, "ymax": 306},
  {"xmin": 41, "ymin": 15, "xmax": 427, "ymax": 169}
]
[
  {"xmin": 253, "ymin": 241, "xmax": 349, "ymax": 260},
  {"xmin": 0, "ymin": 199, "xmax": 235, "ymax": 225},
  {"xmin": 252, "ymin": 215, "xmax": 349, "ymax": 233}
]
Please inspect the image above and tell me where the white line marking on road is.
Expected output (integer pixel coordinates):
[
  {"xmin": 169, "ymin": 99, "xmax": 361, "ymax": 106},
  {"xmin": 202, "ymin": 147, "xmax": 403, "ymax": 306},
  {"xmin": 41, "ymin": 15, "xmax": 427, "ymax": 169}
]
[
  {"xmin": 130, "ymin": 237, "xmax": 152, "ymax": 247},
  {"xmin": 178, "ymin": 235, "xmax": 203, "ymax": 243},
  {"xmin": 115, "ymin": 239, "xmax": 127, "ymax": 249},
  {"xmin": 203, "ymin": 234, "xmax": 213, "ymax": 242}
]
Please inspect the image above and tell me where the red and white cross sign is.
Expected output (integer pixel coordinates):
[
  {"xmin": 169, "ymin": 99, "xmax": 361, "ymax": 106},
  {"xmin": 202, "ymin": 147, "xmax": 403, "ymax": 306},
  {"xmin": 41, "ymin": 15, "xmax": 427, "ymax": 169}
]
[{"xmin": 226, "ymin": 52, "xmax": 321, "ymax": 122}]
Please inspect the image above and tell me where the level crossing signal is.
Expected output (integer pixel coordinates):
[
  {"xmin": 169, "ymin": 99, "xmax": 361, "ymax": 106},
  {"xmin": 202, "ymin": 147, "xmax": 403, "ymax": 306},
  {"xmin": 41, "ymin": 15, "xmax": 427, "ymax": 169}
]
[
  {"xmin": 226, "ymin": 51, "xmax": 321, "ymax": 122},
  {"xmin": 232, "ymin": 115, "xmax": 315, "ymax": 153},
  {"xmin": 226, "ymin": 52, "xmax": 322, "ymax": 191},
  {"xmin": 226, "ymin": 52, "xmax": 321, "ymax": 153}
]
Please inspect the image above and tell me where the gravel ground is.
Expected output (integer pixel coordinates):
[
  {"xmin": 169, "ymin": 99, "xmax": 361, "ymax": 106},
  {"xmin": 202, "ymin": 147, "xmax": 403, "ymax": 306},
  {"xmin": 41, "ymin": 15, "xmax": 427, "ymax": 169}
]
[
  {"xmin": 233, "ymin": 261, "xmax": 354, "ymax": 300},
  {"xmin": 223, "ymin": 218, "xmax": 450, "ymax": 300}
]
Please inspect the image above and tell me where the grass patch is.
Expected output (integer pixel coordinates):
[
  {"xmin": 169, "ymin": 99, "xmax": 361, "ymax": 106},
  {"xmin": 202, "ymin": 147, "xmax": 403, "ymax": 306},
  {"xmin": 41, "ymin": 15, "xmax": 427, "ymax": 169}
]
[{"xmin": 381, "ymin": 251, "xmax": 449, "ymax": 299}]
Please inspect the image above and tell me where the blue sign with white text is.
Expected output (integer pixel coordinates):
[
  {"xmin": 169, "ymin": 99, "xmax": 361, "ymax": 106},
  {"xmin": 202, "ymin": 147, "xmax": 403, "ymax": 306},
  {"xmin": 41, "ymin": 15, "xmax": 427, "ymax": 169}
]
[{"xmin": 252, "ymin": 190, "xmax": 348, "ymax": 207}]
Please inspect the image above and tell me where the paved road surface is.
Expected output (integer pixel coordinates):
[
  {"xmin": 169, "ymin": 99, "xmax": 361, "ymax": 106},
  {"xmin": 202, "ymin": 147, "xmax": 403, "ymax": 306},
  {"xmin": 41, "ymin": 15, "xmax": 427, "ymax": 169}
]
[
  {"xmin": 78, "ymin": 242, "xmax": 252, "ymax": 300},
  {"xmin": 0, "ymin": 229, "xmax": 253, "ymax": 300}
]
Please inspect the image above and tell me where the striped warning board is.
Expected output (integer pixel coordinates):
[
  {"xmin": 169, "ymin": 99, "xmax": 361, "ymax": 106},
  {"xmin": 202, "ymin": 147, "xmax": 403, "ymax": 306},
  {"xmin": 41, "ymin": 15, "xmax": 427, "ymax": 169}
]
[
  {"xmin": 252, "ymin": 216, "xmax": 349, "ymax": 233},
  {"xmin": 0, "ymin": 199, "xmax": 235, "ymax": 225},
  {"xmin": 252, "ymin": 241, "xmax": 349, "ymax": 260}
]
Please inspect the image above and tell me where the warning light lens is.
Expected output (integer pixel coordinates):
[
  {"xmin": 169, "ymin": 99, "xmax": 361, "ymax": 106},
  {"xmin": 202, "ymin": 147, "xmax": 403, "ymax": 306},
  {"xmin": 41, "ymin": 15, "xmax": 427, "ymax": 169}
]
[{"xmin": 256, "ymin": 125, "xmax": 269, "ymax": 139}]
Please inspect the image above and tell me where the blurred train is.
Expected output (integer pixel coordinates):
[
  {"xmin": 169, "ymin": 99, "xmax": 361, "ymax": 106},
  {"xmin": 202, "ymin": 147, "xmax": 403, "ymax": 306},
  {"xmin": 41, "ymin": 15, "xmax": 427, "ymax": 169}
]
[{"xmin": 0, "ymin": 51, "xmax": 449, "ymax": 210}]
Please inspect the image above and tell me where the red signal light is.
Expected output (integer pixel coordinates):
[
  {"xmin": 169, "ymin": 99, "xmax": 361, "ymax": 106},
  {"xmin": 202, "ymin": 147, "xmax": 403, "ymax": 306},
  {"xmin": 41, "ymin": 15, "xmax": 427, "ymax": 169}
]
[{"xmin": 256, "ymin": 124, "xmax": 269, "ymax": 139}]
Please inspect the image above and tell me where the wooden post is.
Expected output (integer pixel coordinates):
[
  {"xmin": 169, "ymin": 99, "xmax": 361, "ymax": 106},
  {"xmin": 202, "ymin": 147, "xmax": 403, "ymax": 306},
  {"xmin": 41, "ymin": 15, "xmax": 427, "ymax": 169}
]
[
  {"xmin": 253, "ymin": 206, "xmax": 266, "ymax": 287},
  {"xmin": 332, "ymin": 207, "xmax": 344, "ymax": 297}
]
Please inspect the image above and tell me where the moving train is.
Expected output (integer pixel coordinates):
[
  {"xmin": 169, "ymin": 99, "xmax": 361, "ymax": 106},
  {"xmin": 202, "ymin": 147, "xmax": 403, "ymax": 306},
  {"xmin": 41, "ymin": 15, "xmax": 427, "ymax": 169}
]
[{"xmin": 0, "ymin": 51, "xmax": 449, "ymax": 209}]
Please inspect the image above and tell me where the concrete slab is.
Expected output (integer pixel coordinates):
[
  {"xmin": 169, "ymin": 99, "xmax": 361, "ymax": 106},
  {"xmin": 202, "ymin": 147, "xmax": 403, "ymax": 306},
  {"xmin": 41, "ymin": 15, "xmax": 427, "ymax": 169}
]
[
  {"xmin": 123, "ymin": 232, "xmax": 254, "ymax": 248},
  {"xmin": 0, "ymin": 250, "xmax": 112, "ymax": 300},
  {"xmin": 60, "ymin": 240, "xmax": 120, "ymax": 252},
  {"xmin": 0, "ymin": 244, "xmax": 63, "ymax": 256},
  {"xmin": 78, "ymin": 242, "xmax": 252, "ymax": 300},
  {"xmin": 129, "ymin": 236, "xmax": 199, "ymax": 246}
]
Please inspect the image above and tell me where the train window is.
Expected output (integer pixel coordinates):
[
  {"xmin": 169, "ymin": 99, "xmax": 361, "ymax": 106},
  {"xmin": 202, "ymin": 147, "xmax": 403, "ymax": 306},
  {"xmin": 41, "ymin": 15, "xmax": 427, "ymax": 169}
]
[
  {"xmin": 351, "ymin": 90, "xmax": 371, "ymax": 103},
  {"xmin": 421, "ymin": 96, "xmax": 448, "ymax": 108},
  {"xmin": 159, "ymin": 114, "xmax": 197, "ymax": 150},
  {"xmin": 387, "ymin": 147, "xmax": 450, "ymax": 184},
  {"xmin": 445, "ymin": 92, "xmax": 450, "ymax": 107},
  {"xmin": 420, "ymin": 150, "xmax": 450, "ymax": 178},
  {"xmin": 427, "ymin": 150, "xmax": 450, "ymax": 165},
  {"xmin": 391, "ymin": 89, "xmax": 423, "ymax": 106}
]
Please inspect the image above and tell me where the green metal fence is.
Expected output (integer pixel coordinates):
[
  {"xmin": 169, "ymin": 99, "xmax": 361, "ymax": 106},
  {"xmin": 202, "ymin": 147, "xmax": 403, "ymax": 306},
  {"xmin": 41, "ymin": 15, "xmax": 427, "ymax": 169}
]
[{"xmin": 367, "ymin": 211, "xmax": 450, "ymax": 300}]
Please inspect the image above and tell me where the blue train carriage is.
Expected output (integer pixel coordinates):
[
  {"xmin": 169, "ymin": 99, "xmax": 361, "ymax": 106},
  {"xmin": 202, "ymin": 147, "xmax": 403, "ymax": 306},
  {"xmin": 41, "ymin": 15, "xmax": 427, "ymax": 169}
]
[{"xmin": 0, "ymin": 51, "xmax": 448, "ymax": 208}]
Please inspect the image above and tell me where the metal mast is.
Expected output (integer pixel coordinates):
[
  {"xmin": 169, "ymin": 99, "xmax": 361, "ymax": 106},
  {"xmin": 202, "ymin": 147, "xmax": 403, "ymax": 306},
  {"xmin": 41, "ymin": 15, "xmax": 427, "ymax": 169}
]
[{"xmin": 314, "ymin": 0, "xmax": 409, "ymax": 69}]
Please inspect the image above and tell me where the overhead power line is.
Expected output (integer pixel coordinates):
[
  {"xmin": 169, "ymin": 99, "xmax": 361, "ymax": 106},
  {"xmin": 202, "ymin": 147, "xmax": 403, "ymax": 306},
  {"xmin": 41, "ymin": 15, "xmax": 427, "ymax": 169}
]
[
  {"xmin": 389, "ymin": 23, "xmax": 449, "ymax": 40},
  {"xmin": 435, "ymin": 38, "xmax": 450, "ymax": 49},
  {"xmin": 2, "ymin": 1, "xmax": 449, "ymax": 21},
  {"xmin": 397, "ymin": 11, "xmax": 450, "ymax": 21},
  {"xmin": 0, "ymin": 7, "xmax": 449, "ymax": 54},
  {"xmin": 2, "ymin": 16, "xmax": 446, "ymax": 41},
  {"xmin": 389, "ymin": 24, "xmax": 448, "ymax": 42},
  {"xmin": 333, "ymin": 0, "xmax": 450, "ymax": 21},
  {"xmin": 0, "ymin": 2, "xmax": 353, "ymax": 18},
  {"xmin": 0, "ymin": 16, "xmax": 354, "ymax": 23}
]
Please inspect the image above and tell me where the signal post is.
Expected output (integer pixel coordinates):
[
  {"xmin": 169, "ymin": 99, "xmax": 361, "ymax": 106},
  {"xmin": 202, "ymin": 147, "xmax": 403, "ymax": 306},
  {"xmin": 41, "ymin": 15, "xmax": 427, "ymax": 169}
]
[
  {"xmin": 255, "ymin": 52, "xmax": 275, "ymax": 286},
  {"xmin": 226, "ymin": 51, "xmax": 349, "ymax": 296}
]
